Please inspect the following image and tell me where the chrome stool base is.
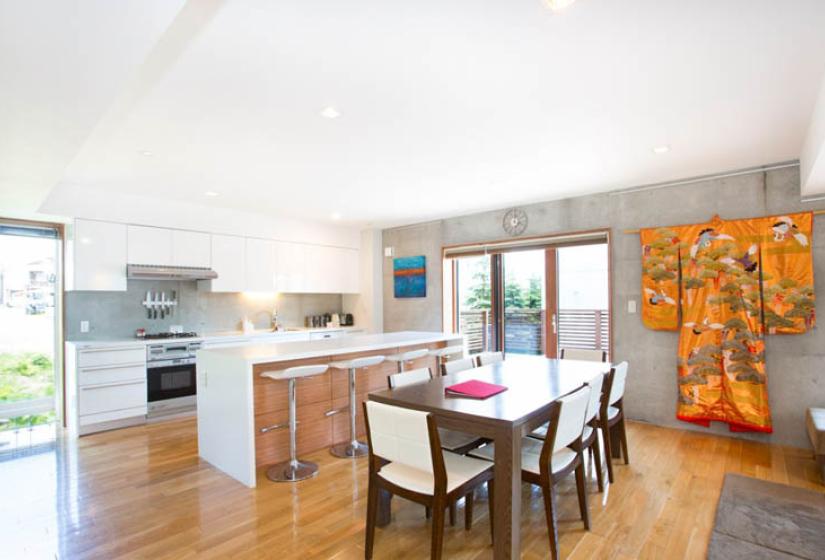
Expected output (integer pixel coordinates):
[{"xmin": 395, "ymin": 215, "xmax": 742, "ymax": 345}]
[
  {"xmin": 330, "ymin": 440, "xmax": 369, "ymax": 458},
  {"xmin": 266, "ymin": 460, "xmax": 319, "ymax": 482}
]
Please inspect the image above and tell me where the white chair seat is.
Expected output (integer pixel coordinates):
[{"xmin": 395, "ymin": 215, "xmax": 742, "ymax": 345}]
[
  {"xmin": 469, "ymin": 438, "xmax": 577, "ymax": 475},
  {"xmin": 330, "ymin": 355, "xmax": 385, "ymax": 370},
  {"xmin": 260, "ymin": 364, "xmax": 328, "ymax": 381},
  {"xmin": 437, "ymin": 428, "xmax": 481, "ymax": 452},
  {"xmin": 606, "ymin": 406, "xmax": 619, "ymax": 420},
  {"xmin": 377, "ymin": 451, "xmax": 491, "ymax": 495},
  {"xmin": 531, "ymin": 423, "xmax": 593, "ymax": 442}
]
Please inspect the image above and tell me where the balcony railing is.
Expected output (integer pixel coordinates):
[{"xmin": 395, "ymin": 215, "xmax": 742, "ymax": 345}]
[{"xmin": 459, "ymin": 308, "xmax": 609, "ymax": 357}]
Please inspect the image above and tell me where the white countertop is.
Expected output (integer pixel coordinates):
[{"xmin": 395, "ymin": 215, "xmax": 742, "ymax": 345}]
[
  {"xmin": 197, "ymin": 331, "xmax": 463, "ymax": 365},
  {"xmin": 66, "ymin": 326, "xmax": 365, "ymax": 349}
]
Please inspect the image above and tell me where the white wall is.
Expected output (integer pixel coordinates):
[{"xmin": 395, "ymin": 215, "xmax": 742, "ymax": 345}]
[
  {"xmin": 802, "ymin": 72, "xmax": 825, "ymax": 197},
  {"xmin": 39, "ymin": 184, "xmax": 361, "ymax": 249},
  {"xmin": 342, "ymin": 229, "xmax": 383, "ymax": 333}
]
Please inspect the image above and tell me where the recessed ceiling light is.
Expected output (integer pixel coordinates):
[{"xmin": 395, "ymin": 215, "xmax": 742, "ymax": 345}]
[
  {"xmin": 138, "ymin": 150, "xmax": 153, "ymax": 157},
  {"xmin": 204, "ymin": 191, "xmax": 220, "ymax": 197},
  {"xmin": 320, "ymin": 106, "xmax": 341, "ymax": 119},
  {"xmin": 330, "ymin": 212, "xmax": 342, "ymax": 221},
  {"xmin": 652, "ymin": 145, "xmax": 671, "ymax": 154},
  {"xmin": 545, "ymin": 0, "xmax": 578, "ymax": 12}
]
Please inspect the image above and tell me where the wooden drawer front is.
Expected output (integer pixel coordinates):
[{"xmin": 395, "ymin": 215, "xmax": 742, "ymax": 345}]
[
  {"xmin": 79, "ymin": 381, "xmax": 146, "ymax": 416},
  {"xmin": 78, "ymin": 347, "xmax": 145, "ymax": 368},
  {"xmin": 79, "ymin": 364, "xmax": 145, "ymax": 387},
  {"xmin": 79, "ymin": 406, "xmax": 147, "ymax": 427}
]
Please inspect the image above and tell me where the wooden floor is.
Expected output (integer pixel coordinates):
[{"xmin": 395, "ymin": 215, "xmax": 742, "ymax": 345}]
[{"xmin": 0, "ymin": 419, "xmax": 821, "ymax": 560}]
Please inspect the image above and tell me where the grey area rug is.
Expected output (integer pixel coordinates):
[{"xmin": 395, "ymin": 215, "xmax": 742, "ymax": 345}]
[{"xmin": 708, "ymin": 473, "xmax": 825, "ymax": 559}]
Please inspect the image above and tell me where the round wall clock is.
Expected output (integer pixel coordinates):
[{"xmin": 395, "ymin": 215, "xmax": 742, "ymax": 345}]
[{"xmin": 502, "ymin": 208, "xmax": 528, "ymax": 236}]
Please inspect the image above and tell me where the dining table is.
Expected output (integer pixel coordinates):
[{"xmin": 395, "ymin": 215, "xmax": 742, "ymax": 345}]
[{"xmin": 368, "ymin": 354, "xmax": 613, "ymax": 559}]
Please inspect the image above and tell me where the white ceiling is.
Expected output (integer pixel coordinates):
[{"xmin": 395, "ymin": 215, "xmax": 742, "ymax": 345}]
[{"xmin": 5, "ymin": 0, "xmax": 825, "ymax": 227}]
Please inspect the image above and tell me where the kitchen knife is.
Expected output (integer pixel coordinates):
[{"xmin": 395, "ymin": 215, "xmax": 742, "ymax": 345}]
[
  {"xmin": 146, "ymin": 290, "xmax": 152, "ymax": 319},
  {"xmin": 153, "ymin": 292, "xmax": 158, "ymax": 320},
  {"xmin": 160, "ymin": 292, "xmax": 166, "ymax": 319},
  {"xmin": 171, "ymin": 290, "xmax": 176, "ymax": 317}
]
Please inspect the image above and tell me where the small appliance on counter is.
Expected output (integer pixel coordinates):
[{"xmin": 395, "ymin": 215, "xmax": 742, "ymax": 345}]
[{"xmin": 341, "ymin": 313, "xmax": 354, "ymax": 326}]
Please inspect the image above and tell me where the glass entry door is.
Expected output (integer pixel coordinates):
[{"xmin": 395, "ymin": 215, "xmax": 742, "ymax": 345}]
[
  {"xmin": 501, "ymin": 250, "xmax": 546, "ymax": 356},
  {"xmin": 0, "ymin": 223, "xmax": 60, "ymax": 453}
]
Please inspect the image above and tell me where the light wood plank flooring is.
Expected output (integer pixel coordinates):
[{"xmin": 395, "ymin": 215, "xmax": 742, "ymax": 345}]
[{"xmin": 0, "ymin": 419, "xmax": 821, "ymax": 559}]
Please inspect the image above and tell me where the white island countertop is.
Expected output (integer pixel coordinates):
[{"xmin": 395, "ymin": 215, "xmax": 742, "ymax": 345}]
[{"xmin": 197, "ymin": 330, "xmax": 463, "ymax": 365}]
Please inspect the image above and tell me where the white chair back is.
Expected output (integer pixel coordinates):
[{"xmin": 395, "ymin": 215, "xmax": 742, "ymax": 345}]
[
  {"xmin": 388, "ymin": 367, "xmax": 433, "ymax": 389},
  {"xmin": 584, "ymin": 372, "xmax": 604, "ymax": 423},
  {"xmin": 475, "ymin": 351, "xmax": 504, "ymax": 367},
  {"xmin": 560, "ymin": 348, "xmax": 606, "ymax": 362},
  {"xmin": 553, "ymin": 385, "xmax": 591, "ymax": 452},
  {"xmin": 442, "ymin": 357, "xmax": 475, "ymax": 375},
  {"xmin": 365, "ymin": 401, "xmax": 433, "ymax": 473},
  {"xmin": 609, "ymin": 361, "xmax": 628, "ymax": 405}
]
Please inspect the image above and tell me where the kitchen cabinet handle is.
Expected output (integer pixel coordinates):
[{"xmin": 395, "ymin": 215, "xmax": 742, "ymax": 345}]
[
  {"xmin": 79, "ymin": 346, "xmax": 143, "ymax": 353},
  {"xmin": 80, "ymin": 380, "xmax": 145, "ymax": 390},
  {"xmin": 79, "ymin": 362, "xmax": 145, "ymax": 372}
]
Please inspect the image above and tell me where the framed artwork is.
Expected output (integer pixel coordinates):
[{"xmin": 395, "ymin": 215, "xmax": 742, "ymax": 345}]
[{"xmin": 393, "ymin": 255, "xmax": 426, "ymax": 298}]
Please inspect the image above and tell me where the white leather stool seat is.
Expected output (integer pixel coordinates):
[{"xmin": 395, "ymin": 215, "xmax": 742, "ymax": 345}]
[
  {"xmin": 377, "ymin": 451, "xmax": 492, "ymax": 495},
  {"xmin": 429, "ymin": 346, "xmax": 464, "ymax": 358},
  {"xmin": 260, "ymin": 364, "xmax": 329, "ymax": 381},
  {"xmin": 387, "ymin": 348, "xmax": 429, "ymax": 363},
  {"xmin": 470, "ymin": 438, "xmax": 577, "ymax": 475},
  {"xmin": 330, "ymin": 355, "xmax": 386, "ymax": 370}
]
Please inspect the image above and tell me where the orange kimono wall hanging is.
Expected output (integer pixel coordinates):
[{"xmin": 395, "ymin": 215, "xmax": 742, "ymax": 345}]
[{"xmin": 640, "ymin": 212, "xmax": 815, "ymax": 433}]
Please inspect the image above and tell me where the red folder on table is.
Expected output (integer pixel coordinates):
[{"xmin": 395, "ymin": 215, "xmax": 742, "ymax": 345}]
[{"xmin": 445, "ymin": 379, "xmax": 507, "ymax": 399}]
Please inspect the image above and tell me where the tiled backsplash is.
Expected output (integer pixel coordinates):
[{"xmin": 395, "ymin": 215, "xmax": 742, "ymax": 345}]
[{"xmin": 65, "ymin": 280, "xmax": 343, "ymax": 340}]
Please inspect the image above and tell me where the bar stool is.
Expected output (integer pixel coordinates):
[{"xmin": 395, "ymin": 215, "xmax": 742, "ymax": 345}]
[
  {"xmin": 329, "ymin": 355, "xmax": 386, "ymax": 458},
  {"xmin": 386, "ymin": 348, "xmax": 429, "ymax": 373},
  {"xmin": 428, "ymin": 345, "xmax": 464, "ymax": 375},
  {"xmin": 259, "ymin": 364, "xmax": 330, "ymax": 482}
]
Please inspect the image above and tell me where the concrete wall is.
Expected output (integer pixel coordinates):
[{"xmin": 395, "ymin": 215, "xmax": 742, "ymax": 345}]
[
  {"xmin": 66, "ymin": 282, "xmax": 342, "ymax": 340},
  {"xmin": 381, "ymin": 166, "xmax": 825, "ymax": 448}
]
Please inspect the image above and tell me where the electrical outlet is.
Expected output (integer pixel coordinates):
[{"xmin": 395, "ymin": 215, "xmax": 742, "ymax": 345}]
[
  {"xmin": 80, "ymin": 320, "xmax": 90, "ymax": 333},
  {"xmin": 627, "ymin": 300, "xmax": 637, "ymax": 314}
]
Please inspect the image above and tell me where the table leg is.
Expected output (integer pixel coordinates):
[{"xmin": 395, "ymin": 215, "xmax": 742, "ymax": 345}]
[
  {"xmin": 376, "ymin": 488, "xmax": 392, "ymax": 527},
  {"xmin": 493, "ymin": 425, "xmax": 522, "ymax": 559}
]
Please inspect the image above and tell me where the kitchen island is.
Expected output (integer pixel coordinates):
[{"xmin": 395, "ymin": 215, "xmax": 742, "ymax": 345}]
[{"xmin": 196, "ymin": 331, "xmax": 463, "ymax": 487}]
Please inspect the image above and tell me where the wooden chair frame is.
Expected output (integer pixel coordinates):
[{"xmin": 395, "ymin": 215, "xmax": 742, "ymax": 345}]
[
  {"xmin": 363, "ymin": 403, "xmax": 495, "ymax": 560},
  {"xmin": 599, "ymin": 366, "xmax": 629, "ymax": 484}
]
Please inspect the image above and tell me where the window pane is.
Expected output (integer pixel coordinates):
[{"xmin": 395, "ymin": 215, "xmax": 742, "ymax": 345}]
[{"xmin": 455, "ymin": 256, "xmax": 492, "ymax": 354}]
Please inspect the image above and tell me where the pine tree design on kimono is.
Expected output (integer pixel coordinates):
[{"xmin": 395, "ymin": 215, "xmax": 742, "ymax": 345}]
[
  {"xmin": 760, "ymin": 213, "xmax": 816, "ymax": 334},
  {"xmin": 676, "ymin": 219, "xmax": 770, "ymax": 431},
  {"xmin": 640, "ymin": 227, "xmax": 683, "ymax": 330}
]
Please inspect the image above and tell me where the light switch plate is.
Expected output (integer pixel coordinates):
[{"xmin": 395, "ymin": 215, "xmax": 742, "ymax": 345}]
[
  {"xmin": 384, "ymin": 246, "xmax": 394, "ymax": 257},
  {"xmin": 80, "ymin": 320, "xmax": 90, "ymax": 333},
  {"xmin": 627, "ymin": 300, "xmax": 637, "ymax": 314}
]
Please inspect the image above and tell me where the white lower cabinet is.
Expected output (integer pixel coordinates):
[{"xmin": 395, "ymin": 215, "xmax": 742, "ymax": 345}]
[{"xmin": 66, "ymin": 343, "xmax": 148, "ymax": 436}]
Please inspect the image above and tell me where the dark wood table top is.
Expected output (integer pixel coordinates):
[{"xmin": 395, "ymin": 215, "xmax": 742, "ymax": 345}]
[{"xmin": 369, "ymin": 355, "xmax": 611, "ymax": 428}]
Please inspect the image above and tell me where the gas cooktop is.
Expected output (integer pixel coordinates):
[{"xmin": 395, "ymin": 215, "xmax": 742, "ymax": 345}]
[{"xmin": 141, "ymin": 332, "xmax": 200, "ymax": 340}]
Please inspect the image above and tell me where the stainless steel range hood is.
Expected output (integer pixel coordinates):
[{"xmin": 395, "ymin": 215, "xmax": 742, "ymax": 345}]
[{"xmin": 127, "ymin": 264, "xmax": 219, "ymax": 281}]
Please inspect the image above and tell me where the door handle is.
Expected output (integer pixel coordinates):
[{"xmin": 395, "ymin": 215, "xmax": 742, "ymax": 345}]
[{"xmin": 552, "ymin": 313, "xmax": 557, "ymax": 335}]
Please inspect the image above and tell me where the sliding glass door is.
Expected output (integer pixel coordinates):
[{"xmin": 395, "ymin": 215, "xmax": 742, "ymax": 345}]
[{"xmin": 449, "ymin": 239, "xmax": 610, "ymax": 359}]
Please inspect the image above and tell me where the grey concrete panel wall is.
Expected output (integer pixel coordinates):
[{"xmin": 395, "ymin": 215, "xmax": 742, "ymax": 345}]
[
  {"xmin": 382, "ymin": 166, "xmax": 825, "ymax": 448},
  {"xmin": 66, "ymin": 281, "xmax": 343, "ymax": 340}
]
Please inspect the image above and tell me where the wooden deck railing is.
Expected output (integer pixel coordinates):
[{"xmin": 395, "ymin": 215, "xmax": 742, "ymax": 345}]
[{"xmin": 459, "ymin": 308, "xmax": 609, "ymax": 356}]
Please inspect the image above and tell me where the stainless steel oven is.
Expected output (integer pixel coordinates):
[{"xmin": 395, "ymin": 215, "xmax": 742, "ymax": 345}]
[{"xmin": 146, "ymin": 341, "xmax": 201, "ymax": 417}]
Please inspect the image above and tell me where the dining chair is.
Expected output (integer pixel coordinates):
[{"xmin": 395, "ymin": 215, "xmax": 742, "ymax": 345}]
[
  {"xmin": 474, "ymin": 351, "xmax": 504, "ymax": 367},
  {"xmin": 530, "ymin": 372, "xmax": 606, "ymax": 492},
  {"xmin": 600, "ymin": 361, "xmax": 629, "ymax": 483},
  {"xmin": 428, "ymin": 345, "xmax": 465, "ymax": 374},
  {"xmin": 441, "ymin": 356, "xmax": 475, "ymax": 376},
  {"xmin": 559, "ymin": 347, "xmax": 607, "ymax": 362},
  {"xmin": 363, "ymin": 401, "xmax": 495, "ymax": 560},
  {"xmin": 469, "ymin": 385, "xmax": 592, "ymax": 560},
  {"xmin": 387, "ymin": 367, "xmax": 487, "ymax": 525}
]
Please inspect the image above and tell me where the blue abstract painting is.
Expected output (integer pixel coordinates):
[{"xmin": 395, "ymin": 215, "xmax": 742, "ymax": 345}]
[{"xmin": 394, "ymin": 256, "xmax": 426, "ymax": 298}]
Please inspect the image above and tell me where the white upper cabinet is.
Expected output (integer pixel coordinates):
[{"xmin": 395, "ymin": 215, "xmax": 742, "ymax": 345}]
[
  {"xmin": 208, "ymin": 234, "xmax": 246, "ymax": 292},
  {"xmin": 68, "ymin": 219, "xmax": 127, "ymax": 291},
  {"xmin": 172, "ymin": 230, "xmax": 211, "ymax": 268},
  {"xmin": 274, "ymin": 241, "xmax": 306, "ymax": 293},
  {"xmin": 245, "ymin": 238, "xmax": 276, "ymax": 292},
  {"xmin": 127, "ymin": 225, "xmax": 172, "ymax": 265},
  {"xmin": 301, "ymin": 245, "xmax": 359, "ymax": 294}
]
